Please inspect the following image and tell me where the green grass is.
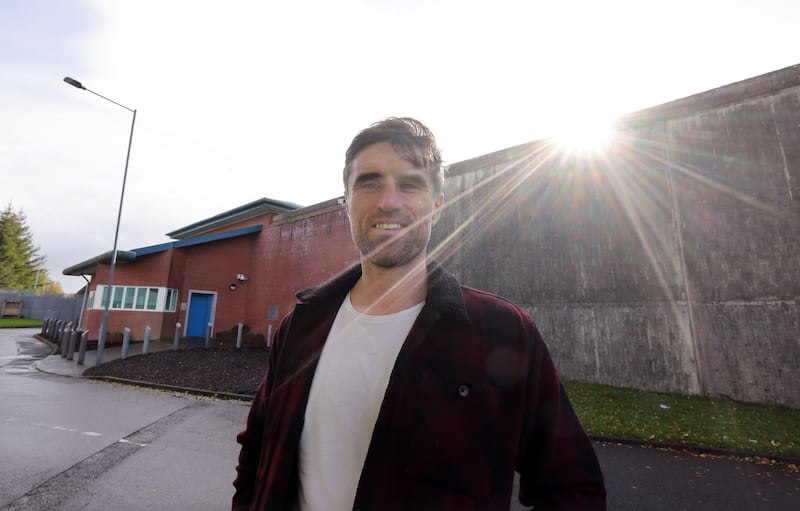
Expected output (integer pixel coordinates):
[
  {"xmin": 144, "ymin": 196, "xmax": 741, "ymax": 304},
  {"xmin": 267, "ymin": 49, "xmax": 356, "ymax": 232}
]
[
  {"xmin": 0, "ymin": 318, "xmax": 43, "ymax": 328},
  {"xmin": 565, "ymin": 381, "xmax": 800, "ymax": 460}
]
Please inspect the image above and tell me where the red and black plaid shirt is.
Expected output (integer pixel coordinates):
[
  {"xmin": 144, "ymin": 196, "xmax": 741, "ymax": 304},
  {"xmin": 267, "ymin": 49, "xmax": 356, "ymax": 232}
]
[{"xmin": 233, "ymin": 264, "xmax": 606, "ymax": 510}]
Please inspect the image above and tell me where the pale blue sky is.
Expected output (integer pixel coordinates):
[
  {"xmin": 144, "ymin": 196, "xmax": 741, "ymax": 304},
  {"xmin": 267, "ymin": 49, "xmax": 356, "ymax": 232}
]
[{"xmin": 2, "ymin": 0, "xmax": 799, "ymax": 293}]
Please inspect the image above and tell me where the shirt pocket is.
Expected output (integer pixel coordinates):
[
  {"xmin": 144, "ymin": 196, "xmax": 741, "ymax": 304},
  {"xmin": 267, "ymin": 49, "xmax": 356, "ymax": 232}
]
[{"xmin": 405, "ymin": 369, "xmax": 501, "ymax": 500}]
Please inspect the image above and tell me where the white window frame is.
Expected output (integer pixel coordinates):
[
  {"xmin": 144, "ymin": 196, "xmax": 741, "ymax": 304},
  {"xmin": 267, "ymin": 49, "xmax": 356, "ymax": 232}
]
[{"xmin": 92, "ymin": 285, "xmax": 179, "ymax": 313}]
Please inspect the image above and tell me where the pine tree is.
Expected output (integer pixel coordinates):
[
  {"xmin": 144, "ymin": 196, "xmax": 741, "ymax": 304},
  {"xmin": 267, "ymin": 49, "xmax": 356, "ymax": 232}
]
[{"xmin": 0, "ymin": 203, "xmax": 47, "ymax": 289}]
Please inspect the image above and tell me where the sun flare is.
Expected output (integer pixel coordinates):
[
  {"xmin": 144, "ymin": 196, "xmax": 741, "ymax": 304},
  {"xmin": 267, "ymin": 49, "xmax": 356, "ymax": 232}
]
[{"xmin": 553, "ymin": 118, "xmax": 615, "ymax": 153}]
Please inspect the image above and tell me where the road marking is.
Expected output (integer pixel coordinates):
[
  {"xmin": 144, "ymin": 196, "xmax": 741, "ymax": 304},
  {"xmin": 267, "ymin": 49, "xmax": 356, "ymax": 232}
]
[
  {"xmin": 8, "ymin": 418, "xmax": 104, "ymax": 437},
  {"xmin": 118, "ymin": 438, "xmax": 148, "ymax": 447}
]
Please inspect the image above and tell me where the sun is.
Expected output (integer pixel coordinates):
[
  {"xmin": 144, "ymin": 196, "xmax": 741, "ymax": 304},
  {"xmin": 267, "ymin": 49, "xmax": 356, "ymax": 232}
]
[
  {"xmin": 556, "ymin": 121, "xmax": 614, "ymax": 151},
  {"xmin": 552, "ymin": 117, "xmax": 616, "ymax": 153}
]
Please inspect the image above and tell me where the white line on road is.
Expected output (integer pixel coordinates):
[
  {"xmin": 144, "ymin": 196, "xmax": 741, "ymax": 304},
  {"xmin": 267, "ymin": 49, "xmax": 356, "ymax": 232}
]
[
  {"xmin": 118, "ymin": 438, "xmax": 148, "ymax": 447},
  {"xmin": 7, "ymin": 418, "xmax": 104, "ymax": 438}
]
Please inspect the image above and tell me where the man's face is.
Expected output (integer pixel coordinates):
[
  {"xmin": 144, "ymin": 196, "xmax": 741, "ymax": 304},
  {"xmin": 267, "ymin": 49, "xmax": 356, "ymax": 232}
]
[{"xmin": 345, "ymin": 142, "xmax": 444, "ymax": 269}]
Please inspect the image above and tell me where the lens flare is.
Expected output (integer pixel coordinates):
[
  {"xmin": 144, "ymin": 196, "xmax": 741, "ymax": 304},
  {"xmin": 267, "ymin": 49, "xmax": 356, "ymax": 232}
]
[{"xmin": 553, "ymin": 119, "xmax": 615, "ymax": 153}]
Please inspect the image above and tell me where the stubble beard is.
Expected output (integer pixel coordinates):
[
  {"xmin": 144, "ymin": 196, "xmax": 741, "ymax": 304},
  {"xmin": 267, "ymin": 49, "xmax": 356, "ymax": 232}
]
[{"xmin": 354, "ymin": 224, "xmax": 431, "ymax": 269}]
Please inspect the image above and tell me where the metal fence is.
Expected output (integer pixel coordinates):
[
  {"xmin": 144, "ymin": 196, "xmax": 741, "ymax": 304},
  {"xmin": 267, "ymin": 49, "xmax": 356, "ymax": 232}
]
[{"xmin": 0, "ymin": 289, "xmax": 84, "ymax": 323}]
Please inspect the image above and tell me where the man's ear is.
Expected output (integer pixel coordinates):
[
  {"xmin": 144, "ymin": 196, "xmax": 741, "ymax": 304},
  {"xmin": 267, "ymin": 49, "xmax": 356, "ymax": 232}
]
[{"xmin": 431, "ymin": 193, "xmax": 444, "ymax": 226}]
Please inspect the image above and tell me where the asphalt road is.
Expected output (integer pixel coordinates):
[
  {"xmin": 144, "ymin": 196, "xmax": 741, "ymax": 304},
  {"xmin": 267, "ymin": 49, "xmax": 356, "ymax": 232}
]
[{"xmin": 2, "ymin": 328, "xmax": 798, "ymax": 510}]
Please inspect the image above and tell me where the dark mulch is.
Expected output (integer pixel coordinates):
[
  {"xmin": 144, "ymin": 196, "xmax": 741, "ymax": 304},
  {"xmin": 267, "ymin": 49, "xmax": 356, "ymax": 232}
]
[{"xmin": 83, "ymin": 347, "xmax": 269, "ymax": 397}]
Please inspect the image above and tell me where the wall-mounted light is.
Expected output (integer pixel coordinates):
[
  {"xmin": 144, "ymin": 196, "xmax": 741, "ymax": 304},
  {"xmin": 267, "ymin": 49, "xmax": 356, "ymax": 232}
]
[
  {"xmin": 236, "ymin": 273, "xmax": 249, "ymax": 282},
  {"xmin": 228, "ymin": 283, "xmax": 237, "ymax": 291}
]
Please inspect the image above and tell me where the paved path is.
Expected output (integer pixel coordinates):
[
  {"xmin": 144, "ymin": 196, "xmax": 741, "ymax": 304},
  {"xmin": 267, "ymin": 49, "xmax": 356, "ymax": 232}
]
[{"xmin": 3, "ymin": 328, "xmax": 799, "ymax": 510}]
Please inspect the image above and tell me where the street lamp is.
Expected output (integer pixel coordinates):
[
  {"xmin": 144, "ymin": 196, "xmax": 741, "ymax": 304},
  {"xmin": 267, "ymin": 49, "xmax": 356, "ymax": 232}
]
[{"xmin": 64, "ymin": 76, "xmax": 137, "ymax": 366}]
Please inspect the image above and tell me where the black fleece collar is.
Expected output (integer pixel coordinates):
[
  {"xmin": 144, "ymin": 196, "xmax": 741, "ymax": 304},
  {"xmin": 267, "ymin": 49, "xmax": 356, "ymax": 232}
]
[{"xmin": 296, "ymin": 261, "xmax": 470, "ymax": 325}]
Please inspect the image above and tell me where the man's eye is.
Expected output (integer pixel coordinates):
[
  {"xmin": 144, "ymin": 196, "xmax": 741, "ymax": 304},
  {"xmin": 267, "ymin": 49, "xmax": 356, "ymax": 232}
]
[
  {"xmin": 400, "ymin": 183, "xmax": 423, "ymax": 191},
  {"xmin": 359, "ymin": 182, "xmax": 380, "ymax": 191}
]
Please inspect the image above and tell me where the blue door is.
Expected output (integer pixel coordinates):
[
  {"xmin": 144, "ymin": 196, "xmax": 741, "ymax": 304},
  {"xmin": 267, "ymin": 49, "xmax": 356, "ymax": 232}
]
[{"xmin": 187, "ymin": 293, "xmax": 213, "ymax": 337}]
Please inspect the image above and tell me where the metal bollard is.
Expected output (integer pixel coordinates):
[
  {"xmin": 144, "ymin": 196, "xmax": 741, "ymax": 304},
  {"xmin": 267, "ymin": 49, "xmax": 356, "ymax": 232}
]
[
  {"xmin": 54, "ymin": 320, "xmax": 63, "ymax": 342},
  {"xmin": 143, "ymin": 326, "xmax": 151, "ymax": 354},
  {"xmin": 54, "ymin": 321, "xmax": 62, "ymax": 353},
  {"xmin": 121, "ymin": 327, "xmax": 131, "ymax": 359},
  {"xmin": 173, "ymin": 322, "xmax": 182, "ymax": 350},
  {"xmin": 67, "ymin": 329, "xmax": 78, "ymax": 360},
  {"xmin": 77, "ymin": 331, "xmax": 88, "ymax": 365},
  {"xmin": 267, "ymin": 324, "xmax": 273, "ymax": 348},
  {"xmin": 60, "ymin": 323, "xmax": 71, "ymax": 358},
  {"xmin": 41, "ymin": 318, "xmax": 48, "ymax": 336},
  {"xmin": 236, "ymin": 321, "xmax": 244, "ymax": 349},
  {"xmin": 204, "ymin": 323, "xmax": 212, "ymax": 349}
]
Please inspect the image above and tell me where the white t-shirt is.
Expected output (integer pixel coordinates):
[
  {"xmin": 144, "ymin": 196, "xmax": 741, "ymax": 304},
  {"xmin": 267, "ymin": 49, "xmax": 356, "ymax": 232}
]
[{"xmin": 296, "ymin": 293, "xmax": 424, "ymax": 511}]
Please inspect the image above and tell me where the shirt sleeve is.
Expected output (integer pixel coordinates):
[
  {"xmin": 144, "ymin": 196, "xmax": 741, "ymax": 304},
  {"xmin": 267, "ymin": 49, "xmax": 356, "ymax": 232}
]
[
  {"xmin": 231, "ymin": 313, "xmax": 290, "ymax": 510},
  {"xmin": 516, "ymin": 315, "xmax": 607, "ymax": 510}
]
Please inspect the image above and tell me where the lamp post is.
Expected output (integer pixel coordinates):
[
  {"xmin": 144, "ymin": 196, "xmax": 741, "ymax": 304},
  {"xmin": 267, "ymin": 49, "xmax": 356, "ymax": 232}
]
[{"xmin": 64, "ymin": 76, "xmax": 137, "ymax": 366}]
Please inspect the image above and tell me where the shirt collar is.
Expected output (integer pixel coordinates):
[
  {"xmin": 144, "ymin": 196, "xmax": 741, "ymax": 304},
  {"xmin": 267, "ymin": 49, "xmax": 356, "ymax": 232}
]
[{"xmin": 296, "ymin": 261, "xmax": 470, "ymax": 324}]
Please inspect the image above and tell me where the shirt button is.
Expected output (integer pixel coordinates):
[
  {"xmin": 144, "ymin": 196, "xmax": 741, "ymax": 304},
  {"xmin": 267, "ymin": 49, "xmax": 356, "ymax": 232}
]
[{"xmin": 458, "ymin": 384, "xmax": 469, "ymax": 397}]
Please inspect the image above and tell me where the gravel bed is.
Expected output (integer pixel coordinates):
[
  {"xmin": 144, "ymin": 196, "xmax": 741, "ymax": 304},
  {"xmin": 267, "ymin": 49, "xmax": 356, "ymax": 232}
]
[{"xmin": 84, "ymin": 347, "xmax": 269, "ymax": 396}]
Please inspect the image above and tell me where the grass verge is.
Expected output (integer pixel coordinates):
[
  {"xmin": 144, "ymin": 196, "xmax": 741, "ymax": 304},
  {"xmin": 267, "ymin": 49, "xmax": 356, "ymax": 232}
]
[
  {"xmin": 0, "ymin": 318, "xmax": 44, "ymax": 328},
  {"xmin": 564, "ymin": 381, "xmax": 800, "ymax": 460}
]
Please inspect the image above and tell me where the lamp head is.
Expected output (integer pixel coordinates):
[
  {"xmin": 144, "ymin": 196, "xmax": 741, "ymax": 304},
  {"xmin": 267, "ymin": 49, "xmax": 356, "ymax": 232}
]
[{"xmin": 63, "ymin": 77, "xmax": 85, "ymax": 89}]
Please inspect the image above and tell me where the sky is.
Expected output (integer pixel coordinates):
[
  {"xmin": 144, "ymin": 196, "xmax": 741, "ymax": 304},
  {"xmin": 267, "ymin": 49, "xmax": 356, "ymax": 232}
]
[{"xmin": 2, "ymin": 0, "xmax": 799, "ymax": 294}]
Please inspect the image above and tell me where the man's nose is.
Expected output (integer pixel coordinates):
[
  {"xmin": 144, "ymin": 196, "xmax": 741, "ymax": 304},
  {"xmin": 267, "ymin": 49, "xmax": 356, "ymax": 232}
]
[{"xmin": 376, "ymin": 182, "xmax": 402, "ymax": 211}]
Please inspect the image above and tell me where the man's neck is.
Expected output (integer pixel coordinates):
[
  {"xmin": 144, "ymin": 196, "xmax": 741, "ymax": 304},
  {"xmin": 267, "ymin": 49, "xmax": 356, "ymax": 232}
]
[{"xmin": 349, "ymin": 259, "xmax": 427, "ymax": 315}]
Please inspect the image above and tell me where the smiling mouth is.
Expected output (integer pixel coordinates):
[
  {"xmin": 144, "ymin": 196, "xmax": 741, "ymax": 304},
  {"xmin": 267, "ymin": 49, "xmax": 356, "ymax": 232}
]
[{"xmin": 374, "ymin": 223, "xmax": 404, "ymax": 230}]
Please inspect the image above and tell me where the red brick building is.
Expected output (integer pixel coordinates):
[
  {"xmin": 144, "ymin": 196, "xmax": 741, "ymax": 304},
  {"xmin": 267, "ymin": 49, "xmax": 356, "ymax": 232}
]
[{"xmin": 64, "ymin": 197, "xmax": 359, "ymax": 342}]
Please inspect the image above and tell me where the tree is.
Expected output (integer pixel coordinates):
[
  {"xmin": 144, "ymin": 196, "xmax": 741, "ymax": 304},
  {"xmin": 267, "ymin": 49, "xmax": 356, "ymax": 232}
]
[
  {"xmin": 0, "ymin": 203, "xmax": 47, "ymax": 290},
  {"xmin": 42, "ymin": 280, "xmax": 64, "ymax": 295}
]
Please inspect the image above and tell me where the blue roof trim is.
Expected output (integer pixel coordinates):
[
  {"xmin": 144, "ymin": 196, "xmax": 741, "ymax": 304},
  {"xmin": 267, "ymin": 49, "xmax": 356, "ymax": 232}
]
[
  {"xmin": 132, "ymin": 242, "xmax": 174, "ymax": 256},
  {"xmin": 129, "ymin": 224, "xmax": 264, "ymax": 257},
  {"xmin": 65, "ymin": 225, "xmax": 264, "ymax": 276},
  {"xmin": 173, "ymin": 224, "xmax": 263, "ymax": 248}
]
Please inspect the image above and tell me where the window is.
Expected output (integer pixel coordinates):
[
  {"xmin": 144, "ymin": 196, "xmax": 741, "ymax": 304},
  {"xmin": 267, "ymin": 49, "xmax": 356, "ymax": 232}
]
[
  {"xmin": 147, "ymin": 288, "xmax": 158, "ymax": 310},
  {"xmin": 124, "ymin": 288, "xmax": 136, "ymax": 309},
  {"xmin": 135, "ymin": 287, "xmax": 147, "ymax": 309},
  {"xmin": 112, "ymin": 287, "xmax": 124, "ymax": 308},
  {"xmin": 92, "ymin": 285, "xmax": 179, "ymax": 313},
  {"xmin": 165, "ymin": 288, "xmax": 178, "ymax": 312}
]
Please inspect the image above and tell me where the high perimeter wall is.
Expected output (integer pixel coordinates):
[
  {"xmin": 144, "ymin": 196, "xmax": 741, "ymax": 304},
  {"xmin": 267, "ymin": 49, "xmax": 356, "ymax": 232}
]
[{"xmin": 431, "ymin": 64, "xmax": 800, "ymax": 408}]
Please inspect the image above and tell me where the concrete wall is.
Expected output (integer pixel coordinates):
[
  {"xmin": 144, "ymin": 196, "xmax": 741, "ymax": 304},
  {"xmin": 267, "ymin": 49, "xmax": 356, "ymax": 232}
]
[{"xmin": 431, "ymin": 64, "xmax": 800, "ymax": 408}]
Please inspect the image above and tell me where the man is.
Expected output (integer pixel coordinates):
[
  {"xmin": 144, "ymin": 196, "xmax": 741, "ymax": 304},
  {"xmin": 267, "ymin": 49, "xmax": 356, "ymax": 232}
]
[{"xmin": 233, "ymin": 117, "xmax": 606, "ymax": 510}]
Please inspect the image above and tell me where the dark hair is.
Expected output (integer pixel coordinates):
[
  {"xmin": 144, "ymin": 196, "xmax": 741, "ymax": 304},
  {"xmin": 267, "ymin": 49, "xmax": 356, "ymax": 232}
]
[{"xmin": 343, "ymin": 117, "xmax": 444, "ymax": 196}]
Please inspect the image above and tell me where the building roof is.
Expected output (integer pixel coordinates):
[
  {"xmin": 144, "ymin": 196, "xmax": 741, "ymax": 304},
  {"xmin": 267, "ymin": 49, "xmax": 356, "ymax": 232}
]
[
  {"xmin": 63, "ymin": 225, "xmax": 263, "ymax": 276},
  {"xmin": 166, "ymin": 197, "xmax": 301, "ymax": 240},
  {"xmin": 62, "ymin": 251, "xmax": 138, "ymax": 277},
  {"xmin": 63, "ymin": 197, "xmax": 298, "ymax": 277}
]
